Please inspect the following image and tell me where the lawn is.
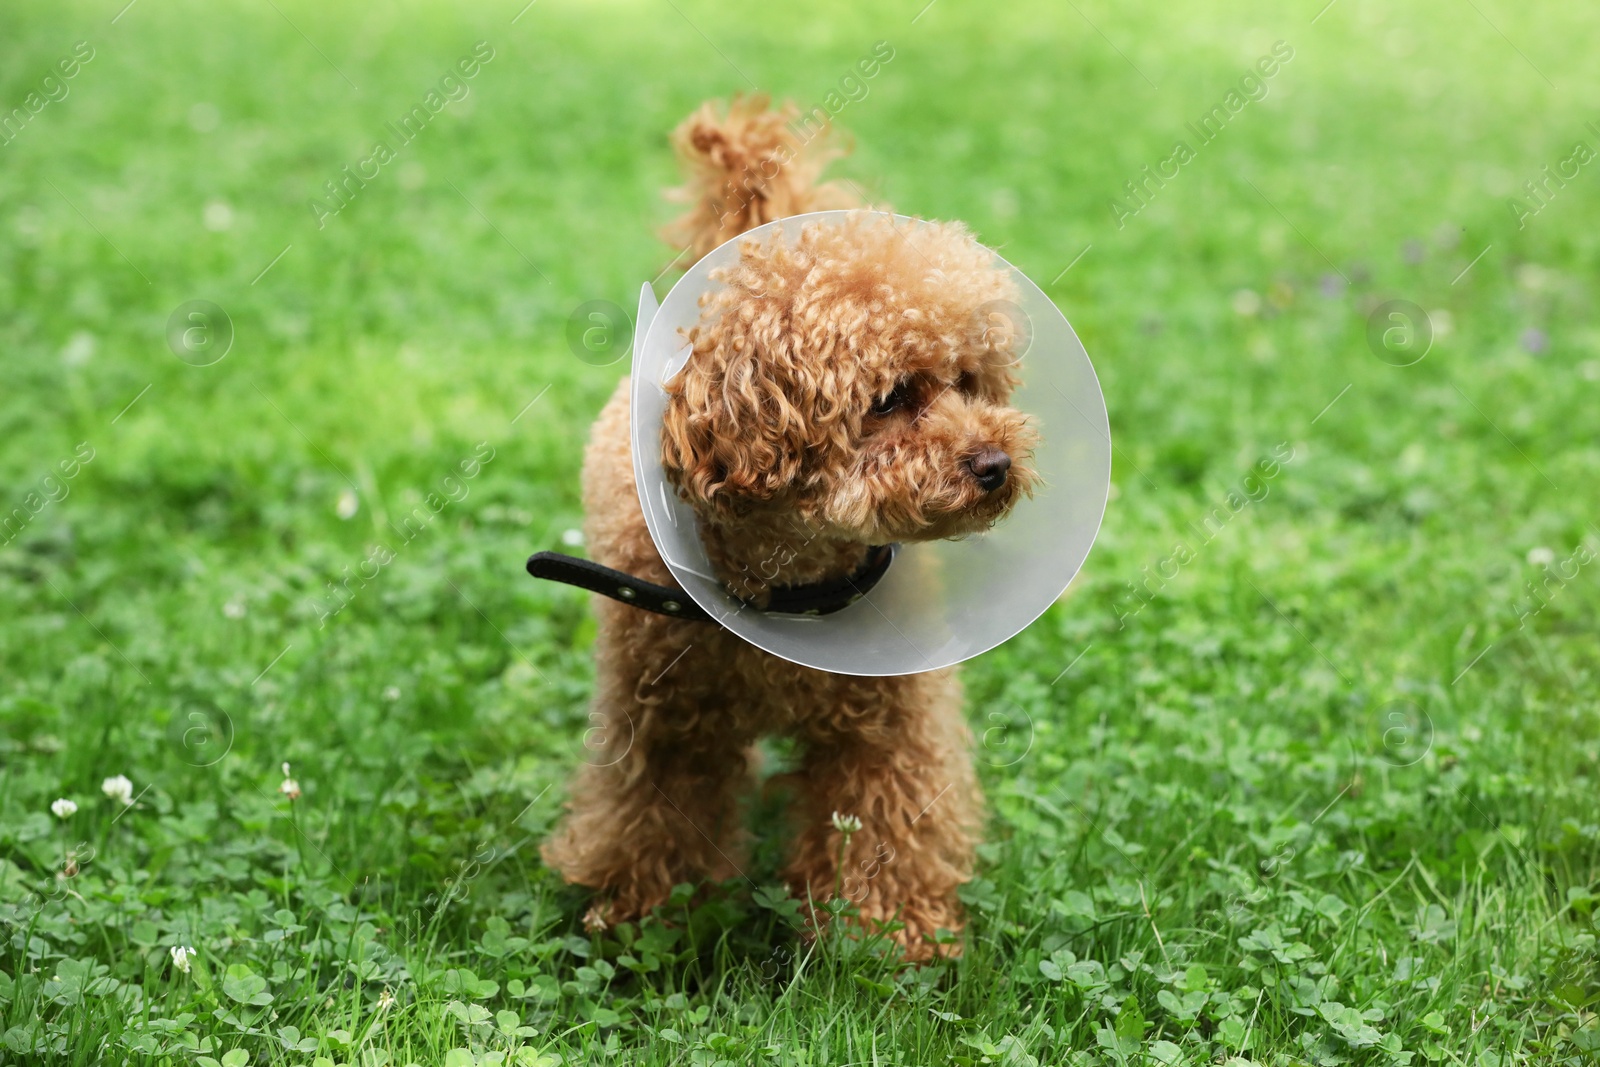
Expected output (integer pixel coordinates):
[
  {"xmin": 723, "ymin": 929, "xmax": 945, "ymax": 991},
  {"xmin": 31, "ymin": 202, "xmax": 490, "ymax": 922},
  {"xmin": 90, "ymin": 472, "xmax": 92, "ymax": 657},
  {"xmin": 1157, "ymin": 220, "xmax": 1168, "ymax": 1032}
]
[{"xmin": 2, "ymin": 0, "xmax": 1598, "ymax": 1063}]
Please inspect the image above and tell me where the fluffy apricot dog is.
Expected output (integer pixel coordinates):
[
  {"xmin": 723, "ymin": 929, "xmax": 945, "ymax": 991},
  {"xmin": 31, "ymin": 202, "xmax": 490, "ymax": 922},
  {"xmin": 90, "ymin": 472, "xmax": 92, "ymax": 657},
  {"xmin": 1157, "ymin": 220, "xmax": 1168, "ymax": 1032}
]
[{"xmin": 541, "ymin": 97, "xmax": 1036, "ymax": 959}]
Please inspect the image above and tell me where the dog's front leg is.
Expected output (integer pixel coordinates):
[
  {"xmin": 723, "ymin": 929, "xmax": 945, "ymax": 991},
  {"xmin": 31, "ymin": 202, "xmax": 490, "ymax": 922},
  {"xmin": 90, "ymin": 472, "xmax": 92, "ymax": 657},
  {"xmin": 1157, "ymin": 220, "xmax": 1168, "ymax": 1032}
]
[
  {"xmin": 781, "ymin": 674, "xmax": 982, "ymax": 960},
  {"xmin": 540, "ymin": 669, "xmax": 756, "ymax": 926}
]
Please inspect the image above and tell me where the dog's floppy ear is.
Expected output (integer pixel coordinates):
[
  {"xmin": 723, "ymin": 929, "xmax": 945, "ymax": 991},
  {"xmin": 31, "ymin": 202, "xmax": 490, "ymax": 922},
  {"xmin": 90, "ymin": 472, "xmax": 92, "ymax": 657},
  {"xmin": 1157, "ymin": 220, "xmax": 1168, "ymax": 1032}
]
[{"xmin": 661, "ymin": 326, "xmax": 805, "ymax": 515}]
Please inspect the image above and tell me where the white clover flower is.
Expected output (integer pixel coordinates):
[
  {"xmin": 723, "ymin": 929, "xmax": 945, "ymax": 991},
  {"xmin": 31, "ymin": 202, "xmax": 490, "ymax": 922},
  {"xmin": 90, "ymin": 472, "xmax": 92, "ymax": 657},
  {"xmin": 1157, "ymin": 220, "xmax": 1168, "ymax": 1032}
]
[
  {"xmin": 336, "ymin": 489, "xmax": 360, "ymax": 520},
  {"xmin": 51, "ymin": 798, "xmax": 77, "ymax": 819},
  {"xmin": 376, "ymin": 988, "xmax": 396, "ymax": 1011},
  {"xmin": 279, "ymin": 762, "xmax": 301, "ymax": 801},
  {"xmin": 561, "ymin": 528, "xmax": 585, "ymax": 547},
  {"xmin": 202, "ymin": 199, "xmax": 234, "ymax": 232},
  {"xmin": 382, "ymin": 685, "xmax": 402, "ymax": 702},
  {"xmin": 1526, "ymin": 546, "xmax": 1556, "ymax": 567},
  {"xmin": 60, "ymin": 330, "xmax": 97, "ymax": 367},
  {"xmin": 102, "ymin": 775, "xmax": 134, "ymax": 806},
  {"xmin": 170, "ymin": 945, "xmax": 195, "ymax": 973},
  {"xmin": 830, "ymin": 811, "xmax": 862, "ymax": 835}
]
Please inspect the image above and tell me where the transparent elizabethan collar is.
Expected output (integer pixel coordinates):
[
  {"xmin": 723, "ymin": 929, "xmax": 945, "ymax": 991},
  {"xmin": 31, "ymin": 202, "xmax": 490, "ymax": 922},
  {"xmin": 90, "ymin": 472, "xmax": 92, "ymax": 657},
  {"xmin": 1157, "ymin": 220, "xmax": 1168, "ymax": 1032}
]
[{"xmin": 630, "ymin": 210, "xmax": 1110, "ymax": 677}]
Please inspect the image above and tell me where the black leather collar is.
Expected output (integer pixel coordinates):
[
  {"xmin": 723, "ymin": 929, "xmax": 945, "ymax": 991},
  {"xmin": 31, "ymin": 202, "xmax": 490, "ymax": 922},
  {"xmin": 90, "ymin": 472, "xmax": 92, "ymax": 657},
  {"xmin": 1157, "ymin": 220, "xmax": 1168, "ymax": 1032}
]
[{"xmin": 525, "ymin": 544, "xmax": 895, "ymax": 625}]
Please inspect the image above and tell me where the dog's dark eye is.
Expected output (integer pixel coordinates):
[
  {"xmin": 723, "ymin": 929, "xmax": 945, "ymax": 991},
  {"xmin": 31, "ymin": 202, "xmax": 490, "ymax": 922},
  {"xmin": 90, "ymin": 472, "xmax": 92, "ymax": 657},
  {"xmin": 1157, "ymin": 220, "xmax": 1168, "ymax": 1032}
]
[{"xmin": 871, "ymin": 380, "xmax": 913, "ymax": 417}]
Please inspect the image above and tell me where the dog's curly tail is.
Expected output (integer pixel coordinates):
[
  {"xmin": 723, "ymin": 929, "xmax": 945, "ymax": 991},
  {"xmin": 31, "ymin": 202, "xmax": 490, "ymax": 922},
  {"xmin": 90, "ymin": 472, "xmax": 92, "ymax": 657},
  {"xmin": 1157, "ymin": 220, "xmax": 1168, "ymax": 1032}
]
[{"xmin": 662, "ymin": 94, "xmax": 862, "ymax": 265}]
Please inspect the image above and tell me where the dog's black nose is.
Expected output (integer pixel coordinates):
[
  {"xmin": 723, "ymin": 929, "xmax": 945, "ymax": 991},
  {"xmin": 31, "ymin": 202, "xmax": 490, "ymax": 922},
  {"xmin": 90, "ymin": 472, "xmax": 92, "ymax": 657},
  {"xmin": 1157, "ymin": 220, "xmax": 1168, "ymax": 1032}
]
[{"xmin": 966, "ymin": 448, "xmax": 1011, "ymax": 492}]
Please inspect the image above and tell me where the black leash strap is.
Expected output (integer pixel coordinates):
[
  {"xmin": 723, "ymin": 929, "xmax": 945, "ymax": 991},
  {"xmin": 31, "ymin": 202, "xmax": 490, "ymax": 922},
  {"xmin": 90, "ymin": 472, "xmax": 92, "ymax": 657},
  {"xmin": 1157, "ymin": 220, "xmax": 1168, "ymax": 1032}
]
[
  {"xmin": 526, "ymin": 551, "xmax": 715, "ymax": 621},
  {"xmin": 526, "ymin": 544, "xmax": 895, "ymax": 625}
]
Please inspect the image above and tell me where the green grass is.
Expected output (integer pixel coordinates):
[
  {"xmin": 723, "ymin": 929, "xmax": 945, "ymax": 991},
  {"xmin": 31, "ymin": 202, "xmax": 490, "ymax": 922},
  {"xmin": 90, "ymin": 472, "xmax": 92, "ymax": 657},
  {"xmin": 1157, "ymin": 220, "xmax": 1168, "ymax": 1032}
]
[{"xmin": 2, "ymin": 0, "xmax": 1599, "ymax": 1063}]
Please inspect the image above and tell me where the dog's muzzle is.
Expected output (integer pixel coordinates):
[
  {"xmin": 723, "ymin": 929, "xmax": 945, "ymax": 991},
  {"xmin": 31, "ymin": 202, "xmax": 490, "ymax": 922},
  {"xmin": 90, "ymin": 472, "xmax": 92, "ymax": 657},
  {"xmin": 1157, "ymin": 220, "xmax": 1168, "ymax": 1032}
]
[{"xmin": 967, "ymin": 448, "xmax": 1011, "ymax": 493}]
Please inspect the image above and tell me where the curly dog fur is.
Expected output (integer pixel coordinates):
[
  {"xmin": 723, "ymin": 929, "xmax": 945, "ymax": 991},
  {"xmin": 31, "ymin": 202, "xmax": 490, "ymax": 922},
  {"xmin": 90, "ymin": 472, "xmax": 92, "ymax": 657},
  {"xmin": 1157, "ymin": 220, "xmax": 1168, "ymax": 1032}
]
[{"xmin": 541, "ymin": 96, "xmax": 1036, "ymax": 959}]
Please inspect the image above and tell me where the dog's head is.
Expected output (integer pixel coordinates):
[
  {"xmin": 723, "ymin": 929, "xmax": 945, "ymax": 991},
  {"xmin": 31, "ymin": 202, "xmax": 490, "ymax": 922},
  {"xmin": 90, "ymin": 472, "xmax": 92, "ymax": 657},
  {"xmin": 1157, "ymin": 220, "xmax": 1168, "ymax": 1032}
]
[{"xmin": 661, "ymin": 215, "xmax": 1037, "ymax": 545}]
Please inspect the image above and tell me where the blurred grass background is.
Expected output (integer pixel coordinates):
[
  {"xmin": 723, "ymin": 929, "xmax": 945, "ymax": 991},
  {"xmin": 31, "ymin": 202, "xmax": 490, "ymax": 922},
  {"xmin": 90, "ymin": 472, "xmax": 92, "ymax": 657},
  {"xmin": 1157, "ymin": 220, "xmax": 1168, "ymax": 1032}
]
[{"xmin": 1, "ymin": 0, "xmax": 1598, "ymax": 1063}]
